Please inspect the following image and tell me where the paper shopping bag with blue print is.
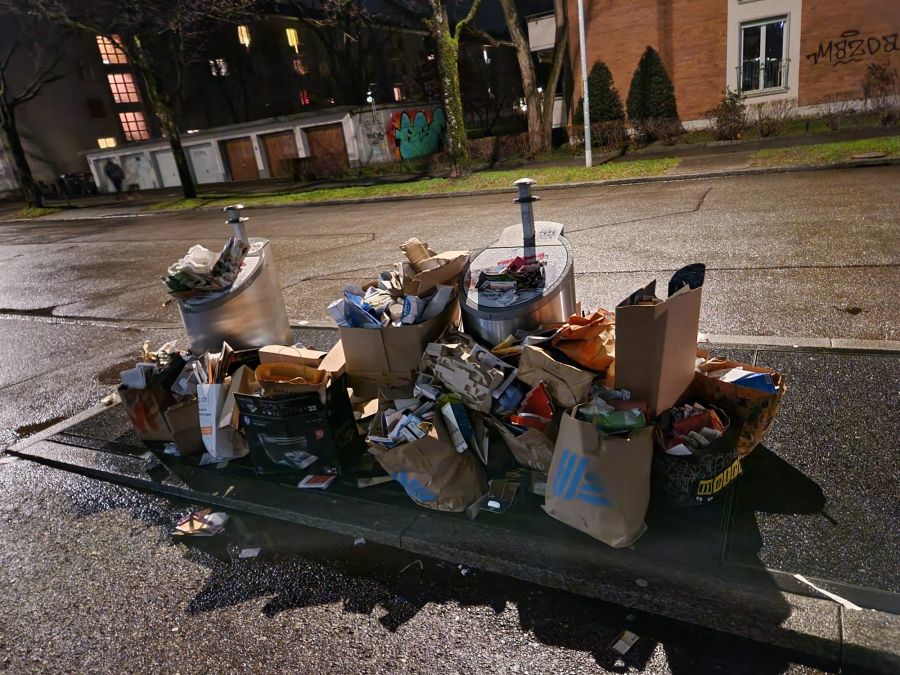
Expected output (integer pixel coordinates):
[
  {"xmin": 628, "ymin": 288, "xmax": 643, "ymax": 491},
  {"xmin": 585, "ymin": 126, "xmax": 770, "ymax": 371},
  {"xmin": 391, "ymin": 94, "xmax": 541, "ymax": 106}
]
[{"xmin": 544, "ymin": 411, "xmax": 653, "ymax": 548}]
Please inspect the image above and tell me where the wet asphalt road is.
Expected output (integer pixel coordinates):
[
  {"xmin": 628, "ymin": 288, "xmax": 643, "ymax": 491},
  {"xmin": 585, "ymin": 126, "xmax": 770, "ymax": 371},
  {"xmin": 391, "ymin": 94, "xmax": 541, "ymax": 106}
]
[
  {"xmin": 0, "ymin": 457, "xmax": 827, "ymax": 673},
  {"xmin": 0, "ymin": 167, "xmax": 897, "ymax": 672}
]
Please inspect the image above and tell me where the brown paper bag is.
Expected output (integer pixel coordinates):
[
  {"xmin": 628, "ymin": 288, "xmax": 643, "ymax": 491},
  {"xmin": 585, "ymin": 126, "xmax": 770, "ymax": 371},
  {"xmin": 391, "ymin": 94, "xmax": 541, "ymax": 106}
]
[
  {"xmin": 691, "ymin": 355, "xmax": 786, "ymax": 456},
  {"xmin": 544, "ymin": 412, "xmax": 653, "ymax": 548},
  {"xmin": 615, "ymin": 284, "xmax": 702, "ymax": 415},
  {"xmin": 518, "ymin": 346, "xmax": 594, "ymax": 409},
  {"xmin": 118, "ymin": 382, "xmax": 175, "ymax": 442},
  {"xmin": 369, "ymin": 416, "xmax": 487, "ymax": 512},
  {"xmin": 549, "ymin": 310, "xmax": 615, "ymax": 372},
  {"xmin": 485, "ymin": 416, "xmax": 555, "ymax": 472}
]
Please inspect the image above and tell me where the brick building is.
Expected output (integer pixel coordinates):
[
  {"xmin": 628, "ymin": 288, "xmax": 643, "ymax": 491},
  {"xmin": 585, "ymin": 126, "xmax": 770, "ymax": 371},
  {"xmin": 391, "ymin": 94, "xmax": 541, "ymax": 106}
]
[{"xmin": 568, "ymin": 0, "xmax": 900, "ymax": 124}]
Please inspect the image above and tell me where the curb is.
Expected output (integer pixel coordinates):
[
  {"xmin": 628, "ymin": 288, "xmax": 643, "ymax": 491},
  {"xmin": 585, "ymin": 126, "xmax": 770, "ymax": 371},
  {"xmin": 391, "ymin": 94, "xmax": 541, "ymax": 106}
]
[
  {"xmin": 290, "ymin": 321, "xmax": 900, "ymax": 355},
  {"xmin": 9, "ymin": 157, "xmax": 899, "ymax": 223}
]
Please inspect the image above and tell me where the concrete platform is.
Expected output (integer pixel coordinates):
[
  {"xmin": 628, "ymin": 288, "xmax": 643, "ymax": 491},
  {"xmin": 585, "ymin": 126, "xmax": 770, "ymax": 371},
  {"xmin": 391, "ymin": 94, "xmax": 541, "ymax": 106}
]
[{"xmin": 7, "ymin": 337, "xmax": 899, "ymax": 672}]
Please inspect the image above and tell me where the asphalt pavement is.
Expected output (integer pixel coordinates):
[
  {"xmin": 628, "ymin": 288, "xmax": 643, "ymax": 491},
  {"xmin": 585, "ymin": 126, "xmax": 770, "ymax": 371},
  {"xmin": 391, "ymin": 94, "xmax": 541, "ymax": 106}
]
[
  {"xmin": 0, "ymin": 166, "xmax": 898, "ymax": 672},
  {"xmin": 0, "ymin": 456, "xmax": 829, "ymax": 674}
]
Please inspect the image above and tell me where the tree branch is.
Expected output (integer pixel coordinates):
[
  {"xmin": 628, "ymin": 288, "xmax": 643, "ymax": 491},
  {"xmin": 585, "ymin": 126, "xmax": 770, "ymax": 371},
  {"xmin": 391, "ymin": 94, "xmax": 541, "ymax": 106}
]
[
  {"xmin": 465, "ymin": 26, "xmax": 513, "ymax": 48},
  {"xmin": 12, "ymin": 54, "xmax": 66, "ymax": 106},
  {"xmin": 1, "ymin": 39, "xmax": 21, "ymax": 75},
  {"xmin": 454, "ymin": 0, "xmax": 483, "ymax": 38}
]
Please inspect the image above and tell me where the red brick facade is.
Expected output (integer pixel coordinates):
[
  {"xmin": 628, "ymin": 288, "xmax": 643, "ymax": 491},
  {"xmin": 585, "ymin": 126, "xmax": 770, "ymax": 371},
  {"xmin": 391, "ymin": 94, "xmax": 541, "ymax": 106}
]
[
  {"xmin": 567, "ymin": 0, "xmax": 900, "ymax": 122},
  {"xmin": 798, "ymin": 0, "xmax": 900, "ymax": 105}
]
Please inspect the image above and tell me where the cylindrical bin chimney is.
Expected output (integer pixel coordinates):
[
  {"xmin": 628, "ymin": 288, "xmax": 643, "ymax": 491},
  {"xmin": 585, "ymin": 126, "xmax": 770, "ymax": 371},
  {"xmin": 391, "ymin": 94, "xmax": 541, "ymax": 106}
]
[
  {"xmin": 459, "ymin": 179, "xmax": 577, "ymax": 346},
  {"xmin": 176, "ymin": 205, "xmax": 294, "ymax": 354}
]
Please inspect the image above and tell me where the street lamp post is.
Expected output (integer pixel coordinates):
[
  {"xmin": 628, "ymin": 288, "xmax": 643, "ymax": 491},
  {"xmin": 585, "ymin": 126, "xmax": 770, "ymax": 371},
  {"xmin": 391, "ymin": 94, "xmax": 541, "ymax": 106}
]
[{"xmin": 576, "ymin": 0, "xmax": 592, "ymax": 168}]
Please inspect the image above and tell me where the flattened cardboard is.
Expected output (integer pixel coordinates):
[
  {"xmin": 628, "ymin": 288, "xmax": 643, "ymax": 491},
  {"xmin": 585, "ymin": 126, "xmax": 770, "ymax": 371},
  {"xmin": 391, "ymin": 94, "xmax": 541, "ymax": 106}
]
[
  {"xmin": 401, "ymin": 252, "xmax": 468, "ymax": 297},
  {"xmin": 339, "ymin": 296, "xmax": 457, "ymax": 377},
  {"xmin": 118, "ymin": 382, "xmax": 175, "ymax": 442},
  {"xmin": 544, "ymin": 413, "xmax": 653, "ymax": 548},
  {"xmin": 163, "ymin": 399, "xmax": 204, "ymax": 455},
  {"xmin": 259, "ymin": 345, "xmax": 327, "ymax": 368},
  {"xmin": 615, "ymin": 285, "xmax": 702, "ymax": 416},
  {"xmin": 517, "ymin": 346, "xmax": 594, "ymax": 409}
]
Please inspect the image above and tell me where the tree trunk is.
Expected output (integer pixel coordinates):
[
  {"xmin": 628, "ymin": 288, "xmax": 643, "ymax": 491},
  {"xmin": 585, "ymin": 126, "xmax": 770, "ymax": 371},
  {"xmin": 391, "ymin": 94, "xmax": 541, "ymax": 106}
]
[
  {"xmin": 129, "ymin": 37, "xmax": 197, "ymax": 199},
  {"xmin": 499, "ymin": 0, "xmax": 542, "ymax": 155},
  {"xmin": 431, "ymin": 1, "xmax": 470, "ymax": 178},
  {"xmin": 0, "ymin": 100, "xmax": 43, "ymax": 207},
  {"xmin": 539, "ymin": 14, "xmax": 569, "ymax": 153}
]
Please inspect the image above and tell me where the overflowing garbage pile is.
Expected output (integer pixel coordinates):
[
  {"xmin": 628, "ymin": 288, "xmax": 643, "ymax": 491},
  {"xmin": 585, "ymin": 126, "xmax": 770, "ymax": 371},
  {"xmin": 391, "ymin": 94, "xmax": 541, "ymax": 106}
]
[
  {"xmin": 118, "ymin": 203, "xmax": 787, "ymax": 551},
  {"xmin": 164, "ymin": 237, "xmax": 249, "ymax": 299}
]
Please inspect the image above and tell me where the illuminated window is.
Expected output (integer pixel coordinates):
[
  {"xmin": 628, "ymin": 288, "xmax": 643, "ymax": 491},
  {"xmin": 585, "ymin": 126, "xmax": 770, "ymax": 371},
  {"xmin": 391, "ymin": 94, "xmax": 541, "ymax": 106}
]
[
  {"xmin": 286, "ymin": 27, "xmax": 299, "ymax": 53},
  {"xmin": 299, "ymin": 89, "xmax": 310, "ymax": 106},
  {"xmin": 393, "ymin": 85, "xmax": 403, "ymax": 102},
  {"xmin": 118, "ymin": 111, "xmax": 149, "ymax": 141},
  {"xmin": 292, "ymin": 57, "xmax": 307, "ymax": 76},
  {"xmin": 107, "ymin": 73, "xmax": 140, "ymax": 103},
  {"xmin": 210, "ymin": 58, "xmax": 229, "ymax": 77},
  {"xmin": 96, "ymin": 35, "xmax": 128, "ymax": 64},
  {"xmin": 97, "ymin": 137, "xmax": 117, "ymax": 149},
  {"xmin": 237, "ymin": 25, "xmax": 251, "ymax": 48}
]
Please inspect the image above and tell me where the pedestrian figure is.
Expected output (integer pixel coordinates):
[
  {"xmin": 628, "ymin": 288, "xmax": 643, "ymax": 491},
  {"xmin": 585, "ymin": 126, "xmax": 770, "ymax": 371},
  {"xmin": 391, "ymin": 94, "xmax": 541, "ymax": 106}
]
[{"xmin": 103, "ymin": 159, "xmax": 125, "ymax": 198}]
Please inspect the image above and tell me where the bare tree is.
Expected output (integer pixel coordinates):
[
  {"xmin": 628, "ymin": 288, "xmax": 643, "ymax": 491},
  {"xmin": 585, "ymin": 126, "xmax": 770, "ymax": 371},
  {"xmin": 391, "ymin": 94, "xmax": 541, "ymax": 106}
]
[
  {"xmin": 9, "ymin": 0, "xmax": 255, "ymax": 200},
  {"xmin": 0, "ymin": 16, "xmax": 66, "ymax": 207},
  {"xmin": 494, "ymin": 0, "xmax": 568, "ymax": 155}
]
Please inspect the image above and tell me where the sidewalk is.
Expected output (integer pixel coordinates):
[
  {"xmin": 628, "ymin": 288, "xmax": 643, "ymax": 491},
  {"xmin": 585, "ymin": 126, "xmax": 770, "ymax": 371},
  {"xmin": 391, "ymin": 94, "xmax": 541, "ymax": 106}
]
[
  {"xmin": 7, "ymin": 330, "xmax": 899, "ymax": 673},
  {"xmin": 3, "ymin": 128, "xmax": 898, "ymax": 222}
]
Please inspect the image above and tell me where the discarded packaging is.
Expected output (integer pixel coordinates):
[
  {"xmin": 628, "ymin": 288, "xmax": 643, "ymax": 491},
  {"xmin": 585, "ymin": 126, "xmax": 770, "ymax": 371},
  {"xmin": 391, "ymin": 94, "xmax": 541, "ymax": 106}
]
[
  {"xmin": 174, "ymin": 509, "xmax": 229, "ymax": 537},
  {"xmin": 544, "ymin": 409, "xmax": 654, "ymax": 548},
  {"xmin": 615, "ymin": 264, "xmax": 705, "ymax": 415}
]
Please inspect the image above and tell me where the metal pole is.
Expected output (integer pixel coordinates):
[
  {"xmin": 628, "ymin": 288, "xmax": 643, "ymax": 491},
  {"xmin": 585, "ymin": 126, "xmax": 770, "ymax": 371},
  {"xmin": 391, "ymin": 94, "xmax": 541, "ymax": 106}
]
[
  {"xmin": 514, "ymin": 177, "xmax": 539, "ymax": 250},
  {"xmin": 576, "ymin": 0, "xmax": 592, "ymax": 167}
]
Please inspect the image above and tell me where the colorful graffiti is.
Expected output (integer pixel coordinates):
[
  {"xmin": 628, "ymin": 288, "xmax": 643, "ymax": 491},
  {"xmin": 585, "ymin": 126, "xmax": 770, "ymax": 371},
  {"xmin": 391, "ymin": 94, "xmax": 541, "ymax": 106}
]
[{"xmin": 388, "ymin": 107, "xmax": 446, "ymax": 160}]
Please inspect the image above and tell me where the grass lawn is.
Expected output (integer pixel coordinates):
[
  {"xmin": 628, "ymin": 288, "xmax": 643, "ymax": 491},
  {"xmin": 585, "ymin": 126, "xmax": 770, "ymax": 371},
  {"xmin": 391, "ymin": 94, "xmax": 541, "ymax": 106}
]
[
  {"xmin": 149, "ymin": 157, "xmax": 679, "ymax": 211},
  {"xmin": 15, "ymin": 206, "xmax": 62, "ymax": 219},
  {"xmin": 750, "ymin": 135, "xmax": 900, "ymax": 167}
]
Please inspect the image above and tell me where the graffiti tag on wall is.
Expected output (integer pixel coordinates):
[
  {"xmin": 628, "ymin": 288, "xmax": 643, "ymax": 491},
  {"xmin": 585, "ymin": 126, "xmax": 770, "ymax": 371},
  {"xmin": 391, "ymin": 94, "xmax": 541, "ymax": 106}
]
[
  {"xmin": 806, "ymin": 30, "xmax": 898, "ymax": 67},
  {"xmin": 388, "ymin": 107, "xmax": 446, "ymax": 160},
  {"xmin": 362, "ymin": 116, "xmax": 385, "ymax": 146}
]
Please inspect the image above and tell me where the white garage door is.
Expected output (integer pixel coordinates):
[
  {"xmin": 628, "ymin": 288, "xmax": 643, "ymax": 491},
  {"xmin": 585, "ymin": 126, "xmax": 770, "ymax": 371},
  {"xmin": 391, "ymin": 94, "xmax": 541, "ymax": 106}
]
[
  {"xmin": 153, "ymin": 149, "xmax": 181, "ymax": 188},
  {"xmin": 188, "ymin": 145, "xmax": 221, "ymax": 184},
  {"xmin": 121, "ymin": 153, "xmax": 159, "ymax": 190}
]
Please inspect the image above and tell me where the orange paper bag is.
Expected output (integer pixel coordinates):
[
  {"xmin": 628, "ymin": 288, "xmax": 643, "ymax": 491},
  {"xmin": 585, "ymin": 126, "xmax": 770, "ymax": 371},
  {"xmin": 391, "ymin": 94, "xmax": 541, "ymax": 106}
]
[{"xmin": 549, "ymin": 310, "xmax": 615, "ymax": 372}]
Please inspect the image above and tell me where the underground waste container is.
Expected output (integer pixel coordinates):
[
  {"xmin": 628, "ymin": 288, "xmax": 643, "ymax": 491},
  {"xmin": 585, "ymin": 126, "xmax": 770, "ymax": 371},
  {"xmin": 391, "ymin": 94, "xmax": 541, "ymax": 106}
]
[
  {"xmin": 460, "ymin": 178, "xmax": 576, "ymax": 346},
  {"xmin": 176, "ymin": 205, "xmax": 294, "ymax": 354}
]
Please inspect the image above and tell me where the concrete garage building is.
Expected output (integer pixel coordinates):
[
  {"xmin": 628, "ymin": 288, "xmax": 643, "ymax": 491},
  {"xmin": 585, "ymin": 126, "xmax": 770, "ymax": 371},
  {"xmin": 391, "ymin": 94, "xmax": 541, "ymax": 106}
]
[{"xmin": 568, "ymin": 0, "xmax": 900, "ymax": 124}]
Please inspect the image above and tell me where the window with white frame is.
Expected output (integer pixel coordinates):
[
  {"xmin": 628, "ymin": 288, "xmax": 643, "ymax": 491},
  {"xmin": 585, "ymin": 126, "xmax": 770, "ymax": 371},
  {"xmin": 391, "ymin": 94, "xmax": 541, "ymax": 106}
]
[
  {"xmin": 740, "ymin": 17, "xmax": 788, "ymax": 93},
  {"xmin": 118, "ymin": 111, "xmax": 149, "ymax": 141},
  {"xmin": 107, "ymin": 73, "xmax": 140, "ymax": 103}
]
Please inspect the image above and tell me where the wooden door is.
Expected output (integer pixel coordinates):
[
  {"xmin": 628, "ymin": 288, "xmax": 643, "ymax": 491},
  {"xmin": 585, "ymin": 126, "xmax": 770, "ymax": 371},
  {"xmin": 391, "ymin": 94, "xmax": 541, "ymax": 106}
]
[
  {"xmin": 261, "ymin": 131, "xmax": 299, "ymax": 178},
  {"xmin": 222, "ymin": 137, "xmax": 259, "ymax": 182},
  {"xmin": 304, "ymin": 124, "xmax": 349, "ymax": 177}
]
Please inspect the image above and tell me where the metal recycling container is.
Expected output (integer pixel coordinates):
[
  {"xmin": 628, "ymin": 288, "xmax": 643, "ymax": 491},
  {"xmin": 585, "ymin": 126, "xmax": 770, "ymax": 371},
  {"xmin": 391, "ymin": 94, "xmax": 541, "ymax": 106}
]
[
  {"xmin": 177, "ymin": 207, "xmax": 294, "ymax": 354},
  {"xmin": 460, "ymin": 179, "xmax": 576, "ymax": 346}
]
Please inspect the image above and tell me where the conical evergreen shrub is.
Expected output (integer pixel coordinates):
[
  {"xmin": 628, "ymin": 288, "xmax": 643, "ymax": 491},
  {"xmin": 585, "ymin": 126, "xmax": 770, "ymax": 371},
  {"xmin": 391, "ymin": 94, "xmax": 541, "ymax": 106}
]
[{"xmin": 626, "ymin": 46, "xmax": 678, "ymax": 122}]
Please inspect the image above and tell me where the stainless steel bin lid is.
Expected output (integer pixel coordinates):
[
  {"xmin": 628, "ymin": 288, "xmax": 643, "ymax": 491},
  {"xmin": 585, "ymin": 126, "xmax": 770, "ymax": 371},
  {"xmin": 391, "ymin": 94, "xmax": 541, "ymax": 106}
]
[{"xmin": 460, "ymin": 221, "xmax": 573, "ymax": 320}]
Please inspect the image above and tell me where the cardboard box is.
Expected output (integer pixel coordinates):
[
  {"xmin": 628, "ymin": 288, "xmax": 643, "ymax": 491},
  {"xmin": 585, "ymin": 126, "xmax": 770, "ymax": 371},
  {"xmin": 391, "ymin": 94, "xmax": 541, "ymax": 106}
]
[
  {"xmin": 118, "ymin": 382, "xmax": 176, "ymax": 442},
  {"xmin": 163, "ymin": 399, "xmax": 204, "ymax": 455},
  {"xmin": 235, "ymin": 374, "xmax": 363, "ymax": 475},
  {"xmin": 339, "ymin": 295, "xmax": 457, "ymax": 378},
  {"xmin": 401, "ymin": 252, "xmax": 468, "ymax": 297},
  {"xmin": 615, "ymin": 284, "xmax": 703, "ymax": 416},
  {"xmin": 517, "ymin": 346, "xmax": 594, "ymax": 409},
  {"xmin": 259, "ymin": 345, "xmax": 327, "ymax": 368}
]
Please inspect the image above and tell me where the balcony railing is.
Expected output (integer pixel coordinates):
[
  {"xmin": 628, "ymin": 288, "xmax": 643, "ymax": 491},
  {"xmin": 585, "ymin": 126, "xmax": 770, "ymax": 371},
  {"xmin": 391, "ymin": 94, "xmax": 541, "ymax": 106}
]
[{"xmin": 737, "ymin": 57, "xmax": 790, "ymax": 94}]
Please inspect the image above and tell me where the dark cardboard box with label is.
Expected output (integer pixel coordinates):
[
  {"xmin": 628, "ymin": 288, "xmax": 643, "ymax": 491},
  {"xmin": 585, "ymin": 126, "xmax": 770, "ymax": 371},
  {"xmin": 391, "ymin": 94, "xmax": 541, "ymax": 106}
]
[{"xmin": 235, "ymin": 374, "xmax": 364, "ymax": 475}]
